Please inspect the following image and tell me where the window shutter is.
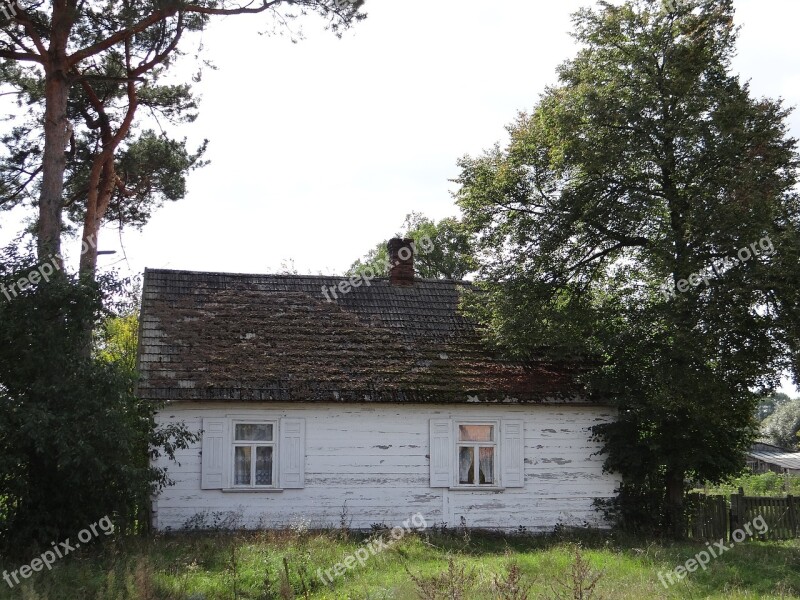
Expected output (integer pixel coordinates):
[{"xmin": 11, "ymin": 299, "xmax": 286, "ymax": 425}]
[
  {"xmin": 201, "ymin": 418, "xmax": 227, "ymax": 490},
  {"xmin": 280, "ymin": 418, "xmax": 305, "ymax": 489},
  {"xmin": 429, "ymin": 419, "xmax": 452, "ymax": 487},
  {"xmin": 501, "ymin": 419, "xmax": 525, "ymax": 488}
]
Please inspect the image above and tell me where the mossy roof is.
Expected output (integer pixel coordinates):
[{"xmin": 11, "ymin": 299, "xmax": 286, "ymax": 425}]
[{"xmin": 137, "ymin": 268, "xmax": 587, "ymax": 404}]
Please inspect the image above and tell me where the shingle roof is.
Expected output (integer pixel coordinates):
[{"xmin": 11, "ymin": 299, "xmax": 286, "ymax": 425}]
[{"xmin": 137, "ymin": 269, "xmax": 586, "ymax": 404}]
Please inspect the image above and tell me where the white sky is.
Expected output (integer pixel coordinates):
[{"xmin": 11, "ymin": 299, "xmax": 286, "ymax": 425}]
[{"xmin": 1, "ymin": 0, "xmax": 799, "ymax": 393}]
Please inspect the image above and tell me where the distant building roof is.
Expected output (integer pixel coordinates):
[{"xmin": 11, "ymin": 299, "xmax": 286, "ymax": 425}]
[
  {"xmin": 137, "ymin": 269, "xmax": 588, "ymax": 404},
  {"xmin": 748, "ymin": 444, "xmax": 800, "ymax": 472}
]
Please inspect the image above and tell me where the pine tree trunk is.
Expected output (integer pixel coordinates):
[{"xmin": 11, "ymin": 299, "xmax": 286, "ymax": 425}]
[
  {"xmin": 38, "ymin": 69, "xmax": 70, "ymax": 264},
  {"xmin": 79, "ymin": 218, "xmax": 100, "ymax": 280}
]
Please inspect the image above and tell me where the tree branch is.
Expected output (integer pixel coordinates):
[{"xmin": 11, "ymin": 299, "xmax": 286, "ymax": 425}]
[
  {"xmin": 68, "ymin": 0, "xmax": 284, "ymax": 66},
  {"xmin": 1, "ymin": 164, "xmax": 43, "ymax": 202},
  {"xmin": 182, "ymin": 0, "xmax": 285, "ymax": 16},
  {"xmin": 132, "ymin": 13, "xmax": 184, "ymax": 77},
  {"xmin": 0, "ymin": 48, "xmax": 42, "ymax": 62},
  {"xmin": 5, "ymin": 28, "xmax": 40, "ymax": 57},
  {"xmin": 11, "ymin": 6, "xmax": 49, "ymax": 59}
]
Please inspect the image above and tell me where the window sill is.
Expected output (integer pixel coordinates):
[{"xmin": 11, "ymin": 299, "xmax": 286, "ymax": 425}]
[
  {"xmin": 449, "ymin": 486, "xmax": 505, "ymax": 492},
  {"xmin": 222, "ymin": 488, "xmax": 284, "ymax": 493}
]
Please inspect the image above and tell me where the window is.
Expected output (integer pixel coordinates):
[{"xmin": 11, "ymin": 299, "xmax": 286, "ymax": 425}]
[
  {"xmin": 429, "ymin": 419, "xmax": 524, "ymax": 490},
  {"xmin": 457, "ymin": 423, "xmax": 496, "ymax": 486},
  {"xmin": 202, "ymin": 417, "xmax": 305, "ymax": 491},
  {"xmin": 232, "ymin": 422, "xmax": 276, "ymax": 488}
]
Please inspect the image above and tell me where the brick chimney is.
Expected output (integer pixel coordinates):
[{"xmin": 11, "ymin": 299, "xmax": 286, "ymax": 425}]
[{"xmin": 388, "ymin": 238, "xmax": 415, "ymax": 286}]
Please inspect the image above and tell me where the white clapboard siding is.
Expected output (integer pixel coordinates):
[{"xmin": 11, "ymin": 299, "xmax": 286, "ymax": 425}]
[{"xmin": 153, "ymin": 403, "xmax": 620, "ymax": 532}]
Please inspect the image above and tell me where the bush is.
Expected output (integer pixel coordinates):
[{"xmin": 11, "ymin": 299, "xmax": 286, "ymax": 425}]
[
  {"xmin": 700, "ymin": 472, "xmax": 800, "ymax": 497},
  {"xmin": 0, "ymin": 245, "xmax": 196, "ymax": 556}
]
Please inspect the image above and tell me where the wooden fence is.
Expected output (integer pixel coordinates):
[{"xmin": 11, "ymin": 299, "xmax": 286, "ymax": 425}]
[
  {"xmin": 687, "ymin": 487, "xmax": 800, "ymax": 540},
  {"xmin": 730, "ymin": 488, "xmax": 800, "ymax": 540},
  {"xmin": 686, "ymin": 492, "xmax": 728, "ymax": 540}
]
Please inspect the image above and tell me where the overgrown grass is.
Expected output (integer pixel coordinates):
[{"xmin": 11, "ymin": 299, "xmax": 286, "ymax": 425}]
[{"xmin": 1, "ymin": 528, "xmax": 799, "ymax": 599}]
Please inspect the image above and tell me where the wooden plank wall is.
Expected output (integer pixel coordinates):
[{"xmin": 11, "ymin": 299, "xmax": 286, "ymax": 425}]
[{"xmin": 152, "ymin": 402, "xmax": 620, "ymax": 532}]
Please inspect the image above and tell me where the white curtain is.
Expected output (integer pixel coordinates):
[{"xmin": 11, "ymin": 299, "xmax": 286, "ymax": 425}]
[
  {"xmin": 256, "ymin": 447, "xmax": 273, "ymax": 486},
  {"xmin": 235, "ymin": 446, "xmax": 251, "ymax": 485},
  {"xmin": 459, "ymin": 447, "xmax": 474, "ymax": 484},
  {"xmin": 479, "ymin": 447, "xmax": 494, "ymax": 484}
]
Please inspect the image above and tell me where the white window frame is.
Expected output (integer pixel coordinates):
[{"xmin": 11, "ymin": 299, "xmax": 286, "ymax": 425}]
[
  {"xmin": 453, "ymin": 420, "xmax": 500, "ymax": 488},
  {"xmin": 231, "ymin": 420, "xmax": 278, "ymax": 489}
]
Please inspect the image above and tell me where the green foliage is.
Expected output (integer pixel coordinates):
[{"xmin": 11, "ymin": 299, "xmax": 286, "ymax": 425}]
[
  {"xmin": 64, "ymin": 130, "xmax": 210, "ymax": 231},
  {"xmin": 95, "ymin": 303, "xmax": 141, "ymax": 379},
  {"xmin": 757, "ymin": 392, "xmax": 794, "ymax": 422},
  {"xmin": 0, "ymin": 244, "xmax": 197, "ymax": 556},
  {"xmin": 347, "ymin": 212, "xmax": 478, "ymax": 280},
  {"xmin": 0, "ymin": 50, "xmax": 207, "ymax": 229},
  {"xmin": 700, "ymin": 472, "xmax": 800, "ymax": 497},
  {"xmin": 761, "ymin": 399, "xmax": 800, "ymax": 450},
  {"xmin": 455, "ymin": 0, "xmax": 800, "ymax": 534}
]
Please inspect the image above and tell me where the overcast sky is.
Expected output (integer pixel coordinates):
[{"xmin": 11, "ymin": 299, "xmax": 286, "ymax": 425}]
[{"xmin": 2, "ymin": 0, "xmax": 799, "ymax": 392}]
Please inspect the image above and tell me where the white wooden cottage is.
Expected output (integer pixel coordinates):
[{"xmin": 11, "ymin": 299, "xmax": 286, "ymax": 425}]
[{"xmin": 137, "ymin": 239, "xmax": 619, "ymax": 531}]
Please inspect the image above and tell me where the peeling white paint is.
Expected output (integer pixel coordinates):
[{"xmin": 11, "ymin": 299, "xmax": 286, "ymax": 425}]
[{"xmin": 152, "ymin": 402, "xmax": 619, "ymax": 531}]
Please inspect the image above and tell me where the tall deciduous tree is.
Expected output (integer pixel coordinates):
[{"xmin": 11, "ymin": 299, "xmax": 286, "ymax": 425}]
[
  {"xmin": 0, "ymin": 0, "xmax": 365, "ymax": 276},
  {"xmin": 761, "ymin": 398, "xmax": 800, "ymax": 450},
  {"xmin": 456, "ymin": 0, "xmax": 800, "ymax": 536},
  {"xmin": 348, "ymin": 212, "xmax": 477, "ymax": 280},
  {"xmin": 756, "ymin": 391, "xmax": 792, "ymax": 421}
]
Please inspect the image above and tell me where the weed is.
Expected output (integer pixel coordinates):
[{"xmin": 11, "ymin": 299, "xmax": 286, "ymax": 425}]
[
  {"xmin": 229, "ymin": 543, "xmax": 239, "ymax": 600},
  {"xmin": 279, "ymin": 557, "xmax": 295, "ymax": 600},
  {"xmin": 492, "ymin": 560, "xmax": 533, "ymax": 600},
  {"xmin": 547, "ymin": 544, "xmax": 605, "ymax": 600},
  {"xmin": 338, "ymin": 502, "xmax": 351, "ymax": 539},
  {"xmin": 407, "ymin": 555, "xmax": 477, "ymax": 600}
]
